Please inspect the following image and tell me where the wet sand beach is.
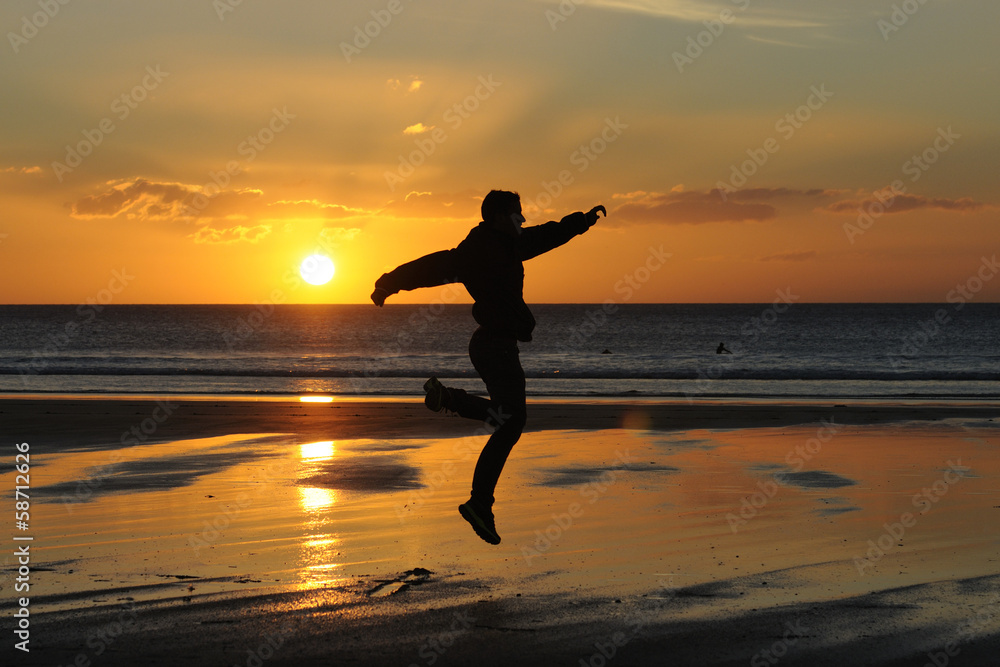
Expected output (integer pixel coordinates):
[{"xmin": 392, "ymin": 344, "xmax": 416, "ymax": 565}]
[{"xmin": 2, "ymin": 396, "xmax": 999, "ymax": 666}]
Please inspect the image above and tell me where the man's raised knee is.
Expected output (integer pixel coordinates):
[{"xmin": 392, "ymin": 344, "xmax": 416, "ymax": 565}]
[{"xmin": 488, "ymin": 403, "xmax": 526, "ymax": 431}]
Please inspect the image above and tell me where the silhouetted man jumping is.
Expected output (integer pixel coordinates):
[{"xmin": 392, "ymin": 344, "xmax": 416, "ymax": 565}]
[{"xmin": 371, "ymin": 190, "xmax": 605, "ymax": 544}]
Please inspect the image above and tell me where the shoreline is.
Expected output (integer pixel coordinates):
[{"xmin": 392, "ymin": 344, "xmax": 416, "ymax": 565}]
[
  {"xmin": 5, "ymin": 390, "xmax": 1000, "ymax": 403},
  {"xmin": 4, "ymin": 396, "xmax": 998, "ymax": 452}
]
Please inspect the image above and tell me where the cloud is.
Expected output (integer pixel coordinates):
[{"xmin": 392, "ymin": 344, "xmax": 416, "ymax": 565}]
[
  {"xmin": 70, "ymin": 178, "xmax": 208, "ymax": 220},
  {"xmin": 69, "ymin": 177, "xmax": 264, "ymax": 220},
  {"xmin": 264, "ymin": 199, "xmax": 365, "ymax": 220},
  {"xmin": 610, "ymin": 188, "xmax": 774, "ymax": 224},
  {"xmin": 189, "ymin": 225, "xmax": 271, "ymax": 244},
  {"xmin": 70, "ymin": 178, "xmax": 367, "ymax": 225},
  {"xmin": 386, "ymin": 76, "xmax": 423, "ymax": 93},
  {"xmin": 609, "ymin": 186, "xmax": 844, "ymax": 225},
  {"xmin": 380, "ymin": 190, "xmax": 481, "ymax": 219},
  {"xmin": 2, "ymin": 166, "xmax": 43, "ymax": 175},
  {"xmin": 194, "ymin": 189, "xmax": 267, "ymax": 218},
  {"xmin": 0, "ymin": 166, "xmax": 48, "ymax": 196},
  {"xmin": 319, "ymin": 226, "xmax": 362, "ymax": 246},
  {"xmin": 720, "ymin": 187, "xmax": 843, "ymax": 202},
  {"xmin": 574, "ymin": 0, "xmax": 831, "ymax": 28},
  {"xmin": 70, "ymin": 179, "xmax": 368, "ymax": 247},
  {"xmin": 758, "ymin": 250, "xmax": 817, "ymax": 262},
  {"xmin": 824, "ymin": 191, "xmax": 990, "ymax": 216},
  {"xmin": 743, "ymin": 34, "xmax": 811, "ymax": 48},
  {"xmin": 403, "ymin": 123, "xmax": 433, "ymax": 135}
]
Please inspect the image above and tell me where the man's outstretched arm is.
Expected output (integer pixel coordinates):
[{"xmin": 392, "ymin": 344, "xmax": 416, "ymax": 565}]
[
  {"xmin": 518, "ymin": 205, "xmax": 605, "ymax": 261},
  {"xmin": 371, "ymin": 249, "xmax": 459, "ymax": 306}
]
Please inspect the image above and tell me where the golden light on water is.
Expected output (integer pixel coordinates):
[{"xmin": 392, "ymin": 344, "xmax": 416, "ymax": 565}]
[
  {"xmin": 297, "ymin": 486, "xmax": 337, "ymax": 513},
  {"xmin": 296, "ymin": 535, "xmax": 343, "ymax": 591},
  {"xmin": 299, "ymin": 395, "xmax": 334, "ymax": 403},
  {"xmin": 295, "ymin": 441, "xmax": 341, "ymax": 588},
  {"xmin": 297, "ymin": 440, "xmax": 338, "ymax": 512},
  {"xmin": 299, "ymin": 440, "xmax": 335, "ymax": 460}
]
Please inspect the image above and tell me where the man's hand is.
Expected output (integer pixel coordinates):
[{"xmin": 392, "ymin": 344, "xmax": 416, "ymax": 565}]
[
  {"xmin": 371, "ymin": 287, "xmax": 390, "ymax": 307},
  {"xmin": 585, "ymin": 205, "xmax": 606, "ymax": 227}
]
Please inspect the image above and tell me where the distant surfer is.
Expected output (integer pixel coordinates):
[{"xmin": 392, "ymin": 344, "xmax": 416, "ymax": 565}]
[
  {"xmin": 716, "ymin": 342, "xmax": 732, "ymax": 354},
  {"xmin": 371, "ymin": 190, "xmax": 605, "ymax": 544}
]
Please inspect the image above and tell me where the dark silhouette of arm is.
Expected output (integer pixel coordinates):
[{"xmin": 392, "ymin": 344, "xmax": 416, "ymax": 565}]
[
  {"xmin": 518, "ymin": 206, "xmax": 604, "ymax": 261},
  {"xmin": 373, "ymin": 250, "xmax": 459, "ymax": 304}
]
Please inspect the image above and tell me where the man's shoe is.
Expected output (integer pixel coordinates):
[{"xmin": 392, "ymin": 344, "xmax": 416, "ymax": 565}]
[
  {"xmin": 459, "ymin": 499, "xmax": 501, "ymax": 545},
  {"xmin": 423, "ymin": 376, "xmax": 450, "ymax": 413}
]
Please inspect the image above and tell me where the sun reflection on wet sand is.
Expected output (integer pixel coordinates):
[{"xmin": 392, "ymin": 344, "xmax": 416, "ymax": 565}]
[
  {"xmin": 295, "ymin": 440, "xmax": 342, "ymax": 589},
  {"xmin": 298, "ymin": 485, "xmax": 338, "ymax": 513},
  {"xmin": 296, "ymin": 534, "xmax": 344, "ymax": 590},
  {"xmin": 299, "ymin": 395, "xmax": 334, "ymax": 403},
  {"xmin": 300, "ymin": 439, "xmax": 335, "ymax": 461}
]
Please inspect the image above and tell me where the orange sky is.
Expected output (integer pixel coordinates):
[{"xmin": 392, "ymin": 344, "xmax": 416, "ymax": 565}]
[{"xmin": 1, "ymin": 1, "xmax": 997, "ymax": 304}]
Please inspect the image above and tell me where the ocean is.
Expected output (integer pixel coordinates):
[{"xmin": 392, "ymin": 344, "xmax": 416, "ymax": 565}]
[{"xmin": 0, "ymin": 303, "xmax": 997, "ymax": 400}]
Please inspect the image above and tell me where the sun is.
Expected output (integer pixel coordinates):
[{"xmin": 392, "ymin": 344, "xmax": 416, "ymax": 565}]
[{"xmin": 300, "ymin": 254, "xmax": 335, "ymax": 286}]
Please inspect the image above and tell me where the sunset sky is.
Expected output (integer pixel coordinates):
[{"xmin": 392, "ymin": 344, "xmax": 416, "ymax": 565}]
[{"xmin": 1, "ymin": 0, "xmax": 997, "ymax": 304}]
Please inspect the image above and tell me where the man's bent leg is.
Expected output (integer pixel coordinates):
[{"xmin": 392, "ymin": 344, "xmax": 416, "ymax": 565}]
[
  {"xmin": 467, "ymin": 327, "xmax": 527, "ymax": 507},
  {"xmin": 470, "ymin": 403, "xmax": 526, "ymax": 507},
  {"xmin": 444, "ymin": 386, "xmax": 492, "ymax": 422}
]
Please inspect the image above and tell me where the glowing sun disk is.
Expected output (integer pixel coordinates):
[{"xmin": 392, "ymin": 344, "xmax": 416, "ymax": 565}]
[{"xmin": 301, "ymin": 254, "xmax": 335, "ymax": 285}]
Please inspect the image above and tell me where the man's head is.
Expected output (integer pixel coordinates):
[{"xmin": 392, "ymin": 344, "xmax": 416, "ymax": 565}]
[{"xmin": 481, "ymin": 189, "xmax": 525, "ymax": 236}]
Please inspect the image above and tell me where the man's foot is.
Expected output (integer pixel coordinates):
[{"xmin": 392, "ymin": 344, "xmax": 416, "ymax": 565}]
[
  {"xmin": 423, "ymin": 376, "xmax": 451, "ymax": 413},
  {"xmin": 459, "ymin": 499, "xmax": 501, "ymax": 545}
]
